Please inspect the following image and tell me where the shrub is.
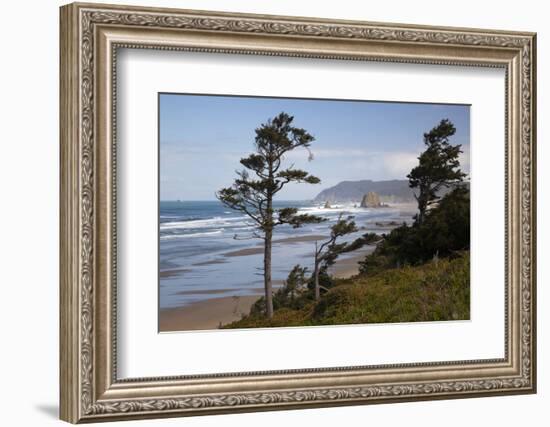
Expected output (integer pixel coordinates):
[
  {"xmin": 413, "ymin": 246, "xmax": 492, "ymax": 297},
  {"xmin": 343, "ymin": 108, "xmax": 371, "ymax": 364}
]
[{"xmin": 359, "ymin": 186, "xmax": 469, "ymax": 274}]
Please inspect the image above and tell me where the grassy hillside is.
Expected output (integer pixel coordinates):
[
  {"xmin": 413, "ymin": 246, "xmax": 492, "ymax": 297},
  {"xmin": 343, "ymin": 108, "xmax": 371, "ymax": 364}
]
[{"xmin": 224, "ymin": 251, "xmax": 470, "ymax": 329}]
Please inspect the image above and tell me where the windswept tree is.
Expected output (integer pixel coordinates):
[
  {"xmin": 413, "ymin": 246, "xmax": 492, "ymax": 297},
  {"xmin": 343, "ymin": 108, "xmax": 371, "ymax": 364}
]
[
  {"xmin": 217, "ymin": 112, "xmax": 324, "ymax": 318},
  {"xmin": 407, "ymin": 119, "xmax": 466, "ymax": 224},
  {"xmin": 282, "ymin": 265, "xmax": 309, "ymax": 302},
  {"xmin": 312, "ymin": 215, "xmax": 358, "ymax": 301}
]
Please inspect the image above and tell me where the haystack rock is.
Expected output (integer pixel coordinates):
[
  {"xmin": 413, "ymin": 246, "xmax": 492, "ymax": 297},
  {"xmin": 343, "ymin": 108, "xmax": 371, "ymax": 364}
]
[
  {"xmin": 324, "ymin": 200, "xmax": 332, "ymax": 209},
  {"xmin": 360, "ymin": 191, "xmax": 382, "ymax": 208}
]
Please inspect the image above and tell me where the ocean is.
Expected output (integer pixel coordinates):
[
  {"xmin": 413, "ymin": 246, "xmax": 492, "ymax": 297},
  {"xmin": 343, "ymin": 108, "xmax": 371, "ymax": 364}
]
[{"xmin": 159, "ymin": 200, "xmax": 416, "ymax": 309}]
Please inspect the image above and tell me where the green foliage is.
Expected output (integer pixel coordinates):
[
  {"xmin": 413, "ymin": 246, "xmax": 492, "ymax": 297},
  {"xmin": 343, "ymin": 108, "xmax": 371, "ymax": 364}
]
[
  {"xmin": 216, "ymin": 112, "xmax": 324, "ymax": 232},
  {"xmin": 310, "ymin": 214, "xmax": 358, "ymax": 300},
  {"xmin": 250, "ymin": 265, "xmax": 312, "ymax": 315},
  {"xmin": 417, "ymin": 185, "xmax": 470, "ymax": 257},
  {"xmin": 284, "ymin": 265, "xmax": 309, "ymax": 299},
  {"xmin": 277, "ymin": 207, "xmax": 326, "ymax": 229},
  {"xmin": 249, "ymin": 264, "xmax": 337, "ymax": 317},
  {"xmin": 316, "ymin": 215, "xmax": 358, "ymax": 268},
  {"xmin": 359, "ymin": 186, "xmax": 470, "ymax": 274},
  {"xmin": 307, "ymin": 265, "xmax": 334, "ymax": 291},
  {"xmin": 225, "ymin": 252, "xmax": 470, "ymax": 328},
  {"xmin": 344, "ymin": 232, "xmax": 382, "ymax": 252},
  {"xmin": 408, "ymin": 119, "xmax": 466, "ymax": 224},
  {"xmin": 248, "ymin": 297, "xmax": 268, "ymax": 317},
  {"xmin": 358, "ymin": 224, "xmax": 413, "ymax": 274}
]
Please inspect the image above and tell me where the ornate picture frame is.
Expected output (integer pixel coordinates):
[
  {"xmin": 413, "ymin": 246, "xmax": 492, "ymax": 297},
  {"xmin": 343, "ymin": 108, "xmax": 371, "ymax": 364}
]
[{"xmin": 60, "ymin": 2, "xmax": 536, "ymax": 423}]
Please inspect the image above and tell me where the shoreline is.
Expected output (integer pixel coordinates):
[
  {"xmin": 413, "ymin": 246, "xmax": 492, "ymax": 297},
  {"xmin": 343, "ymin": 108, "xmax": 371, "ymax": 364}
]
[
  {"xmin": 222, "ymin": 234, "xmax": 327, "ymax": 258},
  {"xmin": 159, "ymin": 248, "xmax": 372, "ymax": 332}
]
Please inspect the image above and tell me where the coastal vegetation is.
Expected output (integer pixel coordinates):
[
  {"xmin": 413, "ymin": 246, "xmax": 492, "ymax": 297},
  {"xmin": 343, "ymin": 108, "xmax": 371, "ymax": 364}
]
[
  {"xmin": 224, "ymin": 252, "xmax": 469, "ymax": 328},
  {"xmin": 223, "ymin": 117, "xmax": 470, "ymax": 328}
]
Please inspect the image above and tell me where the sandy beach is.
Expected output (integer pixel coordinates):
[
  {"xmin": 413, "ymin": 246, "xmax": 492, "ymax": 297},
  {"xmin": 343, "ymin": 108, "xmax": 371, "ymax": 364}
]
[
  {"xmin": 159, "ymin": 248, "xmax": 372, "ymax": 332},
  {"xmin": 159, "ymin": 295, "xmax": 261, "ymax": 332},
  {"xmin": 328, "ymin": 248, "xmax": 374, "ymax": 279}
]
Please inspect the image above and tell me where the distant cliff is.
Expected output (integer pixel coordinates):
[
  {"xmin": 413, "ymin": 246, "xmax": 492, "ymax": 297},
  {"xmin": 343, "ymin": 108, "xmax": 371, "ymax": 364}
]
[{"xmin": 314, "ymin": 180, "xmax": 415, "ymax": 203}]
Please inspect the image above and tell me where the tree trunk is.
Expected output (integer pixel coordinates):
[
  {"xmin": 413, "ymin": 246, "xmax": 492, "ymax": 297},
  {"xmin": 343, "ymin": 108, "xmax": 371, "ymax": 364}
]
[
  {"xmin": 419, "ymin": 199, "xmax": 427, "ymax": 224},
  {"xmin": 314, "ymin": 245, "xmax": 321, "ymax": 301},
  {"xmin": 314, "ymin": 266, "xmax": 321, "ymax": 301},
  {"xmin": 417, "ymin": 183, "xmax": 432, "ymax": 224},
  {"xmin": 264, "ymin": 227, "xmax": 274, "ymax": 318}
]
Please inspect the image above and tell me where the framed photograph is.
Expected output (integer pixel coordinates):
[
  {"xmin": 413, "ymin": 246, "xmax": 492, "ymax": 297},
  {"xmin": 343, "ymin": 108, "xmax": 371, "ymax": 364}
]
[{"xmin": 60, "ymin": 2, "xmax": 537, "ymax": 423}]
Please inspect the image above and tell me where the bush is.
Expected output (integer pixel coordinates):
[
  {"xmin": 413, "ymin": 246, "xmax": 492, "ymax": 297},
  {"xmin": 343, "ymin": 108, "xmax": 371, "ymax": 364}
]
[
  {"xmin": 306, "ymin": 265, "xmax": 334, "ymax": 292},
  {"xmin": 359, "ymin": 186, "xmax": 469, "ymax": 274},
  {"xmin": 250, "ymin": 265, "xmax": 313, "ymax": 316}
]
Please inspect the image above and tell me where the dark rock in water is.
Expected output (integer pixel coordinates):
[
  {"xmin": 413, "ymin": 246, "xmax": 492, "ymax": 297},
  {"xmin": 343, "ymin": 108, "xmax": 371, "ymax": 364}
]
[
  {"xmin": 360, "ymin": 192, "xmax": 382, "ymax": 208},
  {"xmin": 324, "ymin": 200, "xmax": 331, "ymax": 209}
]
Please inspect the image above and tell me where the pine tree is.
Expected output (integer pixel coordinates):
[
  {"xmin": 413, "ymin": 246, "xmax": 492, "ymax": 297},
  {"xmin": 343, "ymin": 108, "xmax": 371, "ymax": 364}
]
[
  {"xmin": 312, "ymin": 214, "xmax": 357, "ymax": 300},
  {"xmin": 407, "ymin": 119, "xmax": 466, "ymax": 224},
  {"xmin": 217, "ymin": 112, "xmax": 324, "ymax": 318}
]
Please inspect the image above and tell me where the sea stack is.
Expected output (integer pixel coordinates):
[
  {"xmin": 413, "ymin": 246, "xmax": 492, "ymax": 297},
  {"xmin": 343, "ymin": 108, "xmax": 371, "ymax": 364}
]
[
  {"xmin": 360, "ymin": 191, "xmax": 382, "ymax": 208},
  {"xmin": 324, "ymin": 200, "xmax": 332, "ymax": 209}
]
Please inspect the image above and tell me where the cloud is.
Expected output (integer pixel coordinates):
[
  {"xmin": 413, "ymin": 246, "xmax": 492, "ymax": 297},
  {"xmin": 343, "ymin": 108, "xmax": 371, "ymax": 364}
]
[
  {"xmin": 383, "ymin": 152, "xmax": 419, "ymax": 178},
  {"xmin": 307, "ymin": 148, "xmax": 372, "ymax": 158},
  {"xmin": 380, "ymin": 147, "xmax": 470, "ymax": 179},
  {"xmin": 160, "ymin": 140, "xmax": 471, "ymax": 200}
]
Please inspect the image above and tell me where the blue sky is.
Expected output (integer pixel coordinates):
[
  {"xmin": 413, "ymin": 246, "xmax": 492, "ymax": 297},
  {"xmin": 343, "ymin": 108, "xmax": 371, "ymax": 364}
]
[{"xmin": 160, "ymin": 94, "xmax": 470, "ymax": 201}]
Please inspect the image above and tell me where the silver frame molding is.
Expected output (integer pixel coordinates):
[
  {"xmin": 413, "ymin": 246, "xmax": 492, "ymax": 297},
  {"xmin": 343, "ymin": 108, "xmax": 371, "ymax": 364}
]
[{"xmin": 60, "ymin": 2, "xmax": 537, "ymax": 423}]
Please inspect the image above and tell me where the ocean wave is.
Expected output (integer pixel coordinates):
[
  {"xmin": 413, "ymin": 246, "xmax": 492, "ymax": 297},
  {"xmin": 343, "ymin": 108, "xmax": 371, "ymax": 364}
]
[
  {"xmin": 297, "ymin": 206, "xmax": 365, "ymax": 216},
  {"xmin": 160, "ymin": 215, "xmax": 247, "ymax": 230},
  {"xmin": 232, "ymin": 226, "xmax": 256, "ymax": 231},
  {"xmin": 298, "ymin": 204, "xmax": 369, "ymax": 213},
  {"xmin": 160, "ymin": 230, "xmax": 224, "ymax": 240}
]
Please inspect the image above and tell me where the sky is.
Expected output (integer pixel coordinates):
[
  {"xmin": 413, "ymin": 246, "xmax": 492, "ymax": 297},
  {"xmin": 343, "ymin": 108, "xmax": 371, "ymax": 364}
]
[{"xmin": 159, "ymin": 93, "xmax": 470, "ymax": 201}]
